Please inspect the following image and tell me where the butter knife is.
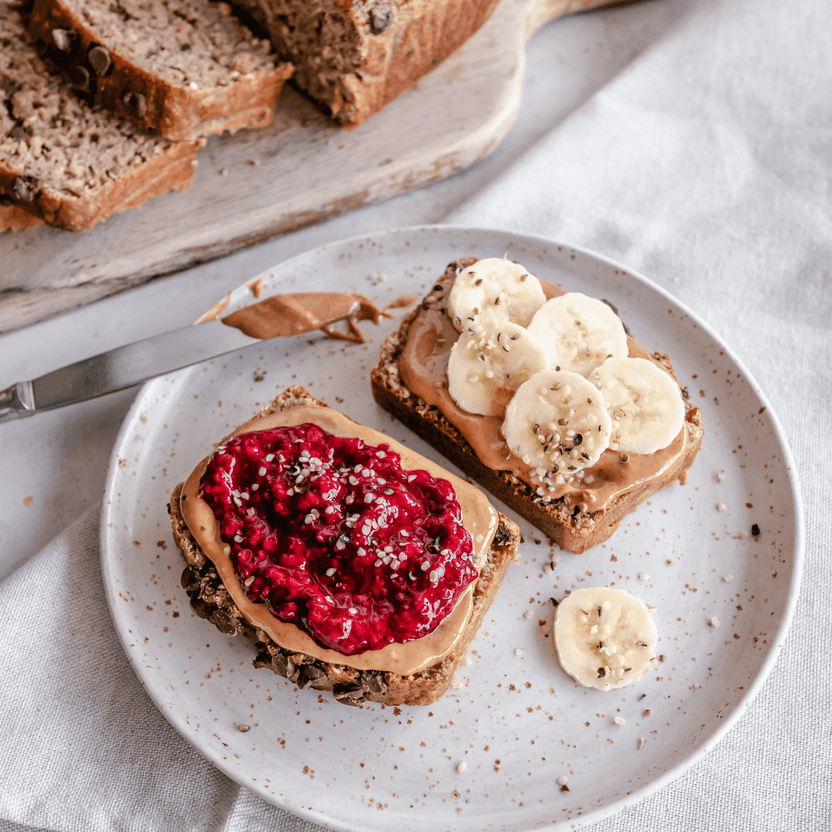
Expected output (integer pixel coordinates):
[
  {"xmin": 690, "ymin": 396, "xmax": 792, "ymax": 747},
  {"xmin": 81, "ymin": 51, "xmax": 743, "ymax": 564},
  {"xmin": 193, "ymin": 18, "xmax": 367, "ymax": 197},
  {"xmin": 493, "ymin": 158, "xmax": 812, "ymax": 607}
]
[{"xmin": 0, "ymin": 292, "xmax": 375, "ymax": 423}]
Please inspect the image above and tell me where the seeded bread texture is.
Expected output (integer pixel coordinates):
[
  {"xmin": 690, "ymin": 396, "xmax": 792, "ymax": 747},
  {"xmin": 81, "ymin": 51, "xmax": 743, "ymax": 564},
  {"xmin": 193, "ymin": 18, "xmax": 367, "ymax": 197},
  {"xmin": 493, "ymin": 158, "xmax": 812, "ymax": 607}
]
[
  {"xmin": 0, "ymin": 4, "xmax": 200, "ymax": 231},
  {"xmin": 223, "ymin": 0, "xmax": 501, "ymax": 126},
  {"xmin": 27, "ymin": 0, "xmax": 293, "ymax": 140},
  {"xmin": 169, "ymin": 385, "xmax": 520, "ymax": 707},
  {"xmin": 370, "ymin": 260, "xmax": 705, "ymax": 554}
]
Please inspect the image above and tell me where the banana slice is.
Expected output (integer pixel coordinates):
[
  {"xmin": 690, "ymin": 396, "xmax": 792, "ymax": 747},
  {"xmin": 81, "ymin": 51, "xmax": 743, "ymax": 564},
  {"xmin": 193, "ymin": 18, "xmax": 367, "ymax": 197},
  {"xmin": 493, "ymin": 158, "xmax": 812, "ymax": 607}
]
[
  {"xmin": 502, "ymin": 370, "xmax": 612, "ymax": 477},
  {"xmin": 447, "ymin": 321, "xmax": 550, "ymax": 416},
  {"xmin": 448, "ymin": 258, "xmax": 547, "ymax": 332},
  {"xmin": 552, "ymin": 587, "xmax": 658, "ymax": 691},
  {"xmin": 527, "ymin": 293, "xmax": 628, "ymax": 376},
  {"xmin": 588, "ymin": 357, "xmax": 685, "ymax": 454}
]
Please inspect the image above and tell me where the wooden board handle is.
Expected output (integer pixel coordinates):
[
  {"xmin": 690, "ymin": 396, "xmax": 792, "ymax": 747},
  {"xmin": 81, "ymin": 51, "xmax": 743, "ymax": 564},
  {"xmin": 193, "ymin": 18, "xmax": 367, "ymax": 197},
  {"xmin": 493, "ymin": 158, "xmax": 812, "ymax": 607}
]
[{"xmin": 523, "ymin": 0, "xmax": 648, "ymax": 41}]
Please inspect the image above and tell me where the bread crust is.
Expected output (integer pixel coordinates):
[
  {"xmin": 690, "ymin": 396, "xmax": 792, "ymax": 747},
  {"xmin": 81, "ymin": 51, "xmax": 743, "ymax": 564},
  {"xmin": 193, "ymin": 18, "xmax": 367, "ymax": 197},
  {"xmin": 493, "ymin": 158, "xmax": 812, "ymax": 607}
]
[
  {"xmin": 169, "ymin": 385, "xmax": 520, "ymax": 707},
  {"xmin": 0, "ymin": 198, "xmax": 43, "ymax": 231},
  {"xmin": 27, "ymin": 0, "xmax": 293, "ymax": 140},
  {"xmin": 370, "ymin": 261, "xmax": 704, "ymax": 554},
  {"xmin": 342, "ymin": 0, "xmax": 503, "ymax": 128}
]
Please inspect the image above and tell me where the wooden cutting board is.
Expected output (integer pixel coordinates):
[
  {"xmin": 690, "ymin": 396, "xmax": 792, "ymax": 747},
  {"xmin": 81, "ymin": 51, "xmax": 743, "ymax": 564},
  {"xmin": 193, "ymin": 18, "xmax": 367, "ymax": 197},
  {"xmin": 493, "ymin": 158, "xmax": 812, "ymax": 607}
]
[{"xmin": 0, "ymin": 0, "xmax": 641, "ymax": 334}]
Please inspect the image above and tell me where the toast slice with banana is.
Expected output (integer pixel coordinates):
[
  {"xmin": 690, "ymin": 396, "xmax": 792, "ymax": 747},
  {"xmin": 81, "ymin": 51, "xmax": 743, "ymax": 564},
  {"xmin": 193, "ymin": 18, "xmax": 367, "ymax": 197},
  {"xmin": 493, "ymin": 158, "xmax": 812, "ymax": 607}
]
[{"xmin": 370, "ymin": 258, "xmax": 703, "ymax": 553}]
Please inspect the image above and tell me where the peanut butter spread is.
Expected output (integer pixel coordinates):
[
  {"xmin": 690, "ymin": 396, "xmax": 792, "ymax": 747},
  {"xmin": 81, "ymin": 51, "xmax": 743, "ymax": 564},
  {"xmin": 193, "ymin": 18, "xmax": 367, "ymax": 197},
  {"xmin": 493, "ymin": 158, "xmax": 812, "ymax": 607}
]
[
  {"xmin": 222, "ymin": 293, "xmax": 381, "ymax": 341},
  {"xmin": 198, "ymin": 291, "xmax": 382, "ymax": 342},
  {"xmin": 181, "ymin": 404, "xmax": 499, "ymax": 676},
  {"xmin": 398, "ymin": 280, "xmax": 689, "ymax": 512}
]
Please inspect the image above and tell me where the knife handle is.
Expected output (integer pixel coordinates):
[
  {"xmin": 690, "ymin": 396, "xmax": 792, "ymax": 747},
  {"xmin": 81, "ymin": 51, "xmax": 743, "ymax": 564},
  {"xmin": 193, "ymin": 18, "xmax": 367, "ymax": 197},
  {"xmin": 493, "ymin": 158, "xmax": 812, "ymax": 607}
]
[{"xmin": 0, "ymin": 381, "xmax": 35, "ymax": 423}]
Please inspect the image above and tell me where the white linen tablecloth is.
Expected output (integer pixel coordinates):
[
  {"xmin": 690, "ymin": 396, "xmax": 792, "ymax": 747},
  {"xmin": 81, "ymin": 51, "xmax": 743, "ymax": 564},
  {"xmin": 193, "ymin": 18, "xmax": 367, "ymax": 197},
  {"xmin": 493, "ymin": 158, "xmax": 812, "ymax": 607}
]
[{"xmin": 1, "ymin": 0, "xmax": 830, "ymax": 829}]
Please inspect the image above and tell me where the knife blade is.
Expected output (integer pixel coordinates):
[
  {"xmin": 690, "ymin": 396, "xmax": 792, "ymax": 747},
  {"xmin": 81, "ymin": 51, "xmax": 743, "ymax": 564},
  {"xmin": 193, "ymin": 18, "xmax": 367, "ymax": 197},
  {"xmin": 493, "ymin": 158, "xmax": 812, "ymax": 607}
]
[{"xmin": 0, "ymin": 292, "xmax": 369, "ymax": 423}]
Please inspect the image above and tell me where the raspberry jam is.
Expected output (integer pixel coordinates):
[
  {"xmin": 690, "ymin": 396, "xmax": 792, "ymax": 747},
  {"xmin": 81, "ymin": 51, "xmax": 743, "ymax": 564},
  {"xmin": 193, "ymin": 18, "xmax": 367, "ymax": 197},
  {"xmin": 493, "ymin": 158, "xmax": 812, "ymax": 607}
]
[{"xmin": 199, "ymin": 423, "xmax": 477, "ymax": 655}]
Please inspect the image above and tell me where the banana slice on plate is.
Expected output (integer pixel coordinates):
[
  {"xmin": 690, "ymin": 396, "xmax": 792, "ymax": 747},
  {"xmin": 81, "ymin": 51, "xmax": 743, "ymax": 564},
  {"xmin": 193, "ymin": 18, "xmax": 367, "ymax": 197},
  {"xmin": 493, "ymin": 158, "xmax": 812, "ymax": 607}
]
[
  {"xmin": 552, "ymin": 587, "xmax": 658, "ymax": 691},
  {"xmin": 448, "ymin": 321, "xmax": 550, "ymax": 416},
  {"xmin": 527, "ymin": 292, "xmax": 628, "ymax": 376},
  {"xmin": 448, "ymin": 258, "xmax": 547, "ymax": 332},
  {"xmin": 588, "ymin": 357, "xmax": 685, "ymax": 454},
  {"xmin": 502, "ymin": 370, "xmax": 612, "ymax": 475}
]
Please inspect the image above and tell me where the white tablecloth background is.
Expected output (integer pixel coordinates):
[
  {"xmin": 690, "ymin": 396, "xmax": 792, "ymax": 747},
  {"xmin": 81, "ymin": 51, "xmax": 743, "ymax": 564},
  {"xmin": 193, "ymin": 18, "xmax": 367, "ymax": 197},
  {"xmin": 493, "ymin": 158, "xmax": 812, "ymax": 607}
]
[{"xmin": 1, "ymin": 0, "xmax": 830, "ymax": 829}]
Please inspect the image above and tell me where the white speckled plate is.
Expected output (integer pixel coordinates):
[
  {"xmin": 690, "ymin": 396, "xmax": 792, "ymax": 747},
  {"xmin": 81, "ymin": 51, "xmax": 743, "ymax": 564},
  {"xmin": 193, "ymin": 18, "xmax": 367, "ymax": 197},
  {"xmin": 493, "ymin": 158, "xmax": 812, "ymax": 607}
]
[{"xmin": 101, "ymin": 226, "xmax": 803, "ymax": 831}]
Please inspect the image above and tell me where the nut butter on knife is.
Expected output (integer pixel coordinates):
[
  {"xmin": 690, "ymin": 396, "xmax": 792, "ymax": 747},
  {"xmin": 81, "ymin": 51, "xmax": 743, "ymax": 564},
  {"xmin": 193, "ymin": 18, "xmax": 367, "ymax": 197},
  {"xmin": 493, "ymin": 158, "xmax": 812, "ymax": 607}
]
[{"xmin": 0, "ymin": 292, "xmax": 379, "ymax": 422}]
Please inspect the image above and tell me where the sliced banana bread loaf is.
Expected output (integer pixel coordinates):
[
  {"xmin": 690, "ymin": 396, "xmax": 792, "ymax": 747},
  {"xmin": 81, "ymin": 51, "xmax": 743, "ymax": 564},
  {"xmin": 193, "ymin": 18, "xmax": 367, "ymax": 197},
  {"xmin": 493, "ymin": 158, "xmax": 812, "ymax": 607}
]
[
  {"xmin": 26, "ymin": 0, "xmax": 293, "ymax": 141},
  {"xmin": 226, "ymin": 0, "xmax": 647, "ymax": 127},
  {"xmin": 225, "ymin": 0, "xmax": 501, "ymax": 127},
  {"xmin": 1, "ymin": 3, "xmax": 200, "ymax": 231}
]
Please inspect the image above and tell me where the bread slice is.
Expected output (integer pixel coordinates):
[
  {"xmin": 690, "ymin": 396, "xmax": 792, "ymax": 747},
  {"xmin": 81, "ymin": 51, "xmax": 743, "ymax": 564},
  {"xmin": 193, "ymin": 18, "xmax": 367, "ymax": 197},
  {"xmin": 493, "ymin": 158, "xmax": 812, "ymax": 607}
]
[
  {"xmin": 370, "ymin": 260, "xmax": 704, "ymax": 554},
  {"xmin": 169, "ymin": 385, "xmax": 521, "ymax": 707},
  {"xmin": 27, "ymin": 0, "xmax": 293, "ymax": 141},
  {"xmin": 0, "ymin": 4, "xmax": 200, "ymax": 231}
]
